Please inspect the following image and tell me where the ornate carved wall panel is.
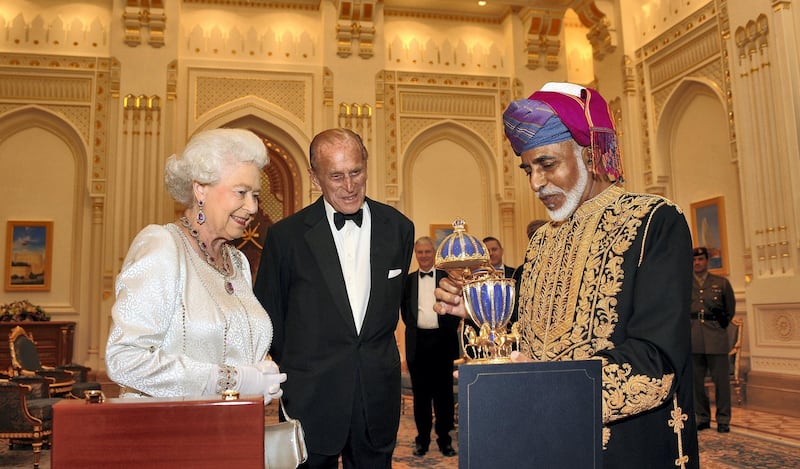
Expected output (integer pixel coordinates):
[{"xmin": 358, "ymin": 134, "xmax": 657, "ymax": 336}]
[
  {"xmin": 377, "ymin": 70, "xmax": 513, "ymax": 203},
  {"xmin": 0, "ymin": 11, "xmax": 110, "ymax": 55},
  {"xmin": 753, "ymin": 304, "xmax": 800, "ymax": 347},
  {"xmin": 0, "ymin": 53, "xmax": 115, "ymax": 198},
  {"xmin": 399, "ymin": 118, "xmax": 497, "ymax": 157},
  {"xmin": 632, "ymin": 2, "xmax": 734, "ymax": 196},
  {"xmin": 187, "ymin": 68, "xmax": 314, "ymax": 135},
  {"xmin": 750, "ymin": 301, "xmax": 800, "ymax": 374},
  {"xmin": 124, "ymin": 0, "xmax": 166, "ymax": 48},
  {"xmin": 648, "ymin": 26, "xmax": 721, "ymax": 89},
  {"xmin": 184, "ymin": 23, "xmax": 318, "ymax": 62},
  {"xmin": 386, "ymin": 36, "xmax": 508, "ymax": 74}
]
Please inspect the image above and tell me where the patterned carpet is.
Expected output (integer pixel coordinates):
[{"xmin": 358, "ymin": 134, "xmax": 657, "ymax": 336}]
[
  {"xmin": 394, "ymin": 412, "xmax": 800, "ymax": 469},
  {"xmin": 3, "ymin": 406, "xmax": 800, "ymax": 468},
  {"xmin": 696, "ymin": 429, "xmax": 800, "ymax": 469}
]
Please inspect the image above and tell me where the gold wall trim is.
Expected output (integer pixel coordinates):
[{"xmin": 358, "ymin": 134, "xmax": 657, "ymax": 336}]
[
  {"xmin": 0, "ymin": 75, "xmax": 93, "ymax": 104},
  {"xmin": 182, "ymin": 0, "xmax": 320, "ymax": 9},
  {"xmin": 398, "ymin": 92, "xmax": 496, "ymax": 118},
  {"xmin": 0, "ymin": 53, "xmax": 107, "ymax": 70},
  {"xmin": 383, "ymin": 8, "xmax": 505, "ymax": 25}
]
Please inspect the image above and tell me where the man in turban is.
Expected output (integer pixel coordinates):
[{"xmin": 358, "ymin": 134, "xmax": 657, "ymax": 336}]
[{"xmin": 435, "ymin": 82, "xmax": 699, "ymax": 468}]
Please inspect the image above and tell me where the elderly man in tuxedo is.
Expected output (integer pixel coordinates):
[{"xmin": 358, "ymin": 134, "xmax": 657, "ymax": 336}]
[
  {"xmin": 254, "ymin": 128, "xmax": 414, "ymax": 468},
  {"xmin": 401, "ymin": 236, "xmax": 460, "ymax": 458}
]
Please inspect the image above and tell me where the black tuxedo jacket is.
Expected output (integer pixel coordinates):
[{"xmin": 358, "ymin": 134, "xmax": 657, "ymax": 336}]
[
  {"xmin": 254, "ymin": 196, "xmax": 414, "ymax": 455},
  {"xmin": 400, "ymin": 269, "xmax": 461, "ymax": 365}
]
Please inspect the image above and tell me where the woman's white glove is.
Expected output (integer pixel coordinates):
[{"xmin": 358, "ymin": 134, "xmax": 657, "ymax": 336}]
[{"xmin": 236, "ymin": 361, "xmax": 287, "ymax": 405}]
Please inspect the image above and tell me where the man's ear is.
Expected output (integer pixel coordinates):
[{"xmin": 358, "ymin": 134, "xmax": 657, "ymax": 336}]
[
  {"xmin": 582, "ymin": 147, "xmax": 593, "ymax": 168},
  {"xmin": 308, "ymin": 166, "xmax": 321, "ymax": 191}
]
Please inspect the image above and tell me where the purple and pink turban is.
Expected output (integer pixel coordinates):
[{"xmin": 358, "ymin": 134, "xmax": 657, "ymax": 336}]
[{"xmin": 502, "ymin": 82, "xmax": 624, "ymax": 182}]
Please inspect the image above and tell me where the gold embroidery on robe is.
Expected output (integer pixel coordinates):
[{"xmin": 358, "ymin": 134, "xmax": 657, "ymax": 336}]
[
  {"xmin": 517, "ymin": 185, "xmax": 678, "ymax": 424},
  {"xmin": 669, "ymin": 395, "xmax": 690, "ymax": 468},
  {"xmin": 603, "ymin": 363, "xmax": 674, "ymax": 423}
]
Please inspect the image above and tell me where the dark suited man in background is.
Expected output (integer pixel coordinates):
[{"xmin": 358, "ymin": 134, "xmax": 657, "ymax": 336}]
[
  {"xmin": 254, "ymin": 128, "xmax": 414, "ymax": 468},
  {"xmin": 400, "ymin": 236, "xmax": 460, "ymax": 458},
  {"xmin": 690, "ymin": 246, "xmax": 736, "ymax": 433},
  {"xmin": 483, "ymin": 236, "xmax": 515, "ymax": 278}
]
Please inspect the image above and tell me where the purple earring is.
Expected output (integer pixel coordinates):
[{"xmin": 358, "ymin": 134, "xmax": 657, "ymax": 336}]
[{"xmin": 197, "ymin": 200, "xmax": 206, "ymax": 225}]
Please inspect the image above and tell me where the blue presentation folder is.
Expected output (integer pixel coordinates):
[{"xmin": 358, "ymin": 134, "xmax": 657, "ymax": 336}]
[{"xmin": 458, "ymin": 359, "xmax": 603, "ymax": 469}]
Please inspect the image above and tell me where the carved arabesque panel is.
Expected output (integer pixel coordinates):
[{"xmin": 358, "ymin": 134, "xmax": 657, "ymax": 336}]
[
  {"xmin": 193, "ymin": 75, "xmax": 307, "ymax": 123},
  {"xmin": 379, "ymin": 70, "xmax": 513, "ymax": 202}
]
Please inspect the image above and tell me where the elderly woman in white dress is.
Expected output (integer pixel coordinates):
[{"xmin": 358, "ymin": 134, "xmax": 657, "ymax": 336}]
[{"xmin": 106, "ymin": 128, "xmax": 285, "ymax": 401}]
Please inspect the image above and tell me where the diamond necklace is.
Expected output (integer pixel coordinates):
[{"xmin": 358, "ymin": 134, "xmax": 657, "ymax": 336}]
[{"xmin": 179, "ymin": 216, "xmax": 234, "ymax": 295}]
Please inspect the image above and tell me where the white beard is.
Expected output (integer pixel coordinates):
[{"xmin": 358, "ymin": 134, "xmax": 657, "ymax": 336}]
[{"xmin": 540, "ymin": 155, "xmax": 589, "ymax": 222}]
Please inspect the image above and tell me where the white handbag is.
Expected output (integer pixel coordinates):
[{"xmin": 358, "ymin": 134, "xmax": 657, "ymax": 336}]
[{"xmin": 264, "ymin": 399, "xmax": 308, "ymax": 469}]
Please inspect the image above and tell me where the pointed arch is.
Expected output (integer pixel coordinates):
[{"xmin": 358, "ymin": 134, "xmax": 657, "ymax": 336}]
[
  {"xmin": 402, "ymin": 120, "xmax": 497, "ymax": 239},
  {"xmin": 657, "ymin": 77, "xmax": 743, "ymax": 283},
  {"xmin": 0, "ymin": 105, "xmax": 91, "ymax": 313},
  {"xmin": 655, "ymin": 77, "xmax": 725, "ymax": 198}
]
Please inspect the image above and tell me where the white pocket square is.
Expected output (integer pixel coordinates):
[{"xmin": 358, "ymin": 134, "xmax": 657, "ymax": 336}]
[{"xmin": 388, "ymin": 269, "xmax": 402, "ymax": 279}]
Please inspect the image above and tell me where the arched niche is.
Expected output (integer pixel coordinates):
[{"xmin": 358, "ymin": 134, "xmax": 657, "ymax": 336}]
[
  {"xmin": 0, "ymin": 105, "xmax": 92, "ymax": 318},
  {"xmin": 657, "ymin": 78, "xmax": 744, "ymax": 284},
  {"xmin": 401, "ymin": 120, "xmax": 496, "ymax": 246}
]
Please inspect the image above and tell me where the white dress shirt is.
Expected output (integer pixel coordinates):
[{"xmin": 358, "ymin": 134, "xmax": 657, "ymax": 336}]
[
  {"xmin": 325, "ymin": 200, "xmax": 371, "ymax": 334},
  {"xmin": 416, "ymin": 270, "xmax": 439, "ymax": 329}
]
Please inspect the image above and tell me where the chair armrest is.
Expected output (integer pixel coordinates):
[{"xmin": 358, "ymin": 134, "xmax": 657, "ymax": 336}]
[
  {"xmin": 0, "ymin": 379, "xmax": 46, "ymax": 429},
  {"xmin": 10, "ymin": 375, "xmax": 52, "ymax": 399},
  {"xmin": 38, "ymin": 367, "xmax": 75, "ymax": 382},
  {"xmin": 61, "ymin": 364, "xmax": 91, "ymax": 383}
]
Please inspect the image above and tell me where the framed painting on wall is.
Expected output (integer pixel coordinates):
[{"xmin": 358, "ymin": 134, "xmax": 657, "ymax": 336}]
[
  {"xmin": 4, "ymin": 221, "xmax": 53, "ymax": 291},
  {"xmin": 430, "ymin": 223, "xmax": 466, "ymax": 249},
  {"xmin": 690, "ymin": 197, "xmax": 728, "ymax": 275}
]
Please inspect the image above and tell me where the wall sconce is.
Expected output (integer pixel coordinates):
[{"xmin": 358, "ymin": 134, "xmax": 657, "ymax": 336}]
[{"xmin": 338, "ymin": 102, "xmax": 373, "ymax": 140}]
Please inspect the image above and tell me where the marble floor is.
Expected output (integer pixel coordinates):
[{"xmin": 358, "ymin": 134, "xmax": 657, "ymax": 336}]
[{"xmin": 725, "ymin": 406, "xmax": 800, "ymax": 448}]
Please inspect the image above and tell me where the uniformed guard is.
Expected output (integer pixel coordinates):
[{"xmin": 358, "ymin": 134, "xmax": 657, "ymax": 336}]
[{"xmin": 690, "ymin": 246, "xmax": 736, "ymax": 433}]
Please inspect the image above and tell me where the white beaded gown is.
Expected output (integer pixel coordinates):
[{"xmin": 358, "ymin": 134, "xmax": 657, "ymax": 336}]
[{"xmin": 106, "ymin": 223, "xmax": 273, "ymax": 398}]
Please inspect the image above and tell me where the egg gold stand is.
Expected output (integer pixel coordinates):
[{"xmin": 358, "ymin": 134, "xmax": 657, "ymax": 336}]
[{"xmin": 434, "ymin": 218, "xmax": 518, "ymax": 364}]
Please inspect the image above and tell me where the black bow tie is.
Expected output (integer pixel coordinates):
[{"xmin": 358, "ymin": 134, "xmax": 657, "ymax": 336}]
[
  {"xmin": 420, "ymin": 271, "xmax": 434, "ymax": 278},
  {"xmin": 334, "ymin": 209, "xmax": 363, "ymax": 230}
]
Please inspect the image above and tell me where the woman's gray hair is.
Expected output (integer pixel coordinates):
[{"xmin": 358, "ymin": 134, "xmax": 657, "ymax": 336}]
[{"xmin": 164, "ymin": 128, "xmax": 269, "ymax": 207}]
